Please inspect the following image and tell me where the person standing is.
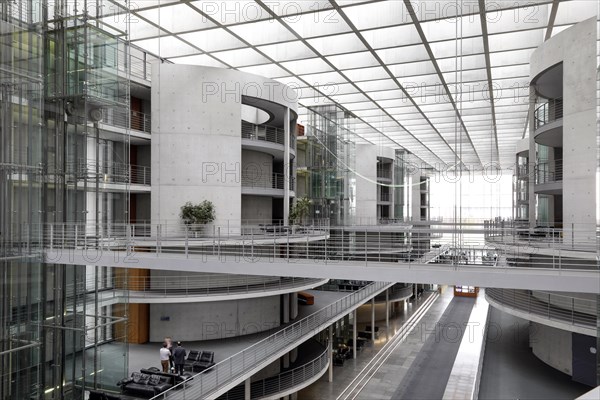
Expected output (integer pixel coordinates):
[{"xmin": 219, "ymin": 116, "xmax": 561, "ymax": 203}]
[
  {"xmin": 164, "ymin": 337, "xmax": 174, "ymax": 371},
  {"xmin": 172, "ymin": 342, "xmax": 187, "ymax": 375},
  {"xmin": 159, "ymin": 343, "xmax": 170, "ymax": 373}
]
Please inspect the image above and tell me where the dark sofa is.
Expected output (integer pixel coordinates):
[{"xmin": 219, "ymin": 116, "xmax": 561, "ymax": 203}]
[
  {"xmin": 119, "ymin": 371, "xmax": 174, "ymax": 398},
  {"xmin": 140, "ymin": 368, "xmax": 192, "ymax": 386},
  {"xmin": 184, "ymin": 350, "xmax": 215, "ymax": 372}
]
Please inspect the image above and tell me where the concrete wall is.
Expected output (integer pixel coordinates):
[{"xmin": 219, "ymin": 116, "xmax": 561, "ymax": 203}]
[
  {"xmin": 241, "ymin": 195, "xmax": 272, "ymax": 223},
  {"xmin": 149, "ymin": 270, "xmax": 280, "ymax": 289},
  {"xmin": 151, "ymin": 65, "xmax": 297, "ymax": 227},
  {"xmin": 149, "ymin": 295, "xmax": 280, "ymax": 341},
  {"xmin": 530, "ymin": 321, "xmax": 573, "ymax": 376},
  {"xmin": 355, "ymin": 144, "xmax": 378, "ymax": 223},
  {"xmin": 242, "ymin": 149, "xmax": 273, "ymax": 188},
  {"xmin": 529, "ymin": 18, "xmax": 597, "ymax": 238},
  {"xmin": 410, "ymin": 171, "xmax": 422, "ymax": 220}
]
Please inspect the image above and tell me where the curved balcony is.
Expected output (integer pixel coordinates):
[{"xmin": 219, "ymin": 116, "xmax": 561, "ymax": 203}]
[
  {"xmin": 123, "ymin": 275, "xmax": 327, "ymax": 302},
  {"xmin": 65, "ymin": 275, "xmax": 328, "ymax": 304},
  {"xmin": 534, "ymin": 160, "xmax": 562, "ymax": 194},
  {"xmin": 241, "ymin": 121, "xmax": 296, "ymax": 158},
  {"xmin": 217, "ymin": 345, "xmax": 328, "ymax": 400},
  {"xmin": 534, "ymin": 98, "xmax": 563, "ymax": 130},
  {"xmin": 150, "ymin": 282, "xmax": 392, "ymax": 400},
  {"xmin": 485, "ymin": 288, "xmax": 596, "ymax": 335},
  {"xmin": 241, "ymin": 172, "xmax": 295, "ymax": 197},
  {"xmin": 101, "ymin": 108, "xmax": 151, "ymax": 134},
  {"xmin": 66, "ymin": 160, "xmax": 151, "ymax": 192}
]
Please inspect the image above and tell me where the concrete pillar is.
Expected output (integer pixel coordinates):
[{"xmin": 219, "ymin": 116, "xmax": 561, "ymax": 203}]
[
  {"xmin": 244, "ymin": 377, "xmax": 251, "ymax": 400},
  {"xmin": 283, "ymin": 352, "xmax": 290, "ymax": 369},
  {"xmin": 597, "ymin": 293, "xmax": 599, "ymax": 385},
  {"xmin": 282, "ymin": 293, "xmax": 290, "ymax": 323},
  {"xmin": 353, "ymin": 309, "xmax": 357, "ymax": 360},
  {"xmin": 290, "ymin": 292, "xmax": 298, "ymax": 319},
  {"xmin": 371, "ymin": 298, "xmax": 375, "ymax": 341},
  {"xmin": 328, "ymin": 325, "xmax": 333, "ymax": 382},
  {"xmin": 385, "ymin": 289, "xmax": 390, "ymax": 341},
  {"xmin": 283, "ymin": 107, "xmax": 290, "ymax": 225},
  {"xmin": 290, "ymin": 347, "xmax": 298, "ymax": 363}
]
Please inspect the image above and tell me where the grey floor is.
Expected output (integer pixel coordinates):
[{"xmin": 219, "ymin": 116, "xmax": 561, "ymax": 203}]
[
  {"xmin": 127, "ymin": 289, "xmax": 348, "ymax": 373},
  {"xmin": 391, "ymin": 296, "xmax": 476, "ymax": 399},
  {"xmin": 299, "ymin": 290, "xmax": 450, "ymax": 400},
  {"xmin": 478, "ymin": 307, "xmax": 591, "ymax": 400}
]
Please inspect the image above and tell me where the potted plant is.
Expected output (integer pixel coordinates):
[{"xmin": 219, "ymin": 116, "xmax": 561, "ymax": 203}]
[
  {"xmin": 180, "ymin": 200, "xmax": 216, "ymax": 236},
  {"xmin": 289, "ymin": 197, "xmax": 311, "ymax": 232}
]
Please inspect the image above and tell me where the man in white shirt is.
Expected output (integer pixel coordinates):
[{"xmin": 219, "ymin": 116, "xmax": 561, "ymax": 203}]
[{"xmin": 160, "ymin": 343, "xmax": 171, "ymax": 372}]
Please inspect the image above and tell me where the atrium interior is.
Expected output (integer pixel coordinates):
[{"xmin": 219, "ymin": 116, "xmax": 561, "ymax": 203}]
[{"xmin": 1, "ymin": 1, "xmax": 599, "ymax": 399}]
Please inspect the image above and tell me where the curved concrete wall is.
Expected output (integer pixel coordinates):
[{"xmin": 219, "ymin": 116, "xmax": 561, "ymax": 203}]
[
  {"xmin": 149, "ymin": 295, "xmax": 280, "ymax": 341},
  {"xmin": 530, "ymin": 321, "xmax": 573, "ymax": 376},
  {"xmin": 532, "ymin": 291, "xmax": 597, "ymax": 316},
  {"xmin": 149, "ymin": 270, "xmax": 281, "ymax": 290},
  {"xmin": 151, "ymin": 64, "xmax": 297, "ymax": 226},
  {"xmin": 529, "ymin": 18, "xmax": 597, "ymax": 234}
]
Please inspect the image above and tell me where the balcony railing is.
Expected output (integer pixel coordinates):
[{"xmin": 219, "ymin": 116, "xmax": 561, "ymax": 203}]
[
  {"xmin": 151, "ymin": 281, "xmax": 391, "ymax": 399},
  {"xmin": 241, "ymin": 121, "xmax": 295, "ymax": 150},
  {"xmin": 535, "ymin": 160, "xmax": 562, "ymax": 184},
  {"xmin": 378, "ymin": 192, "xmax": 391, "ymax": 202},
  {"xmin": 516, "ymin": 165, "xmax": 529, "ymax": 178},
  {"xmin": 68, "ymin": 160, "xmax": 151, "ymax": 186},
  {"xmin": 486, "ymin": 288, "xmax": 596, "ymax": 329},
  {"xmin": 217, "ymin": 346, "xmax": 328, "ymax": 400},
  {"xmin": 534, "ymin": 97, "xmax": 563, "ymax": 130},
  {"xmin": 101, "ymin": 108, "xmax": 151, "ymax": 134},
  {"xmin": 241, "ymin": 172, "xmax": 295, "ymax": 191},
  {"xmin": 376, "ymin": 168, "xmax": 392, "ymax": 180},
  {"xmin": 64, "ymin": 274, "xmax": 325, "ymax": 299}
]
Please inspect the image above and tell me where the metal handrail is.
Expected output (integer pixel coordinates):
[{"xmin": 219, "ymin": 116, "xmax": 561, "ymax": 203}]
[
  {"xmin": 378, "ymin": 192, "xmax": 391, "ymax": 202},
  {"xmin": 535, "ymin": 159, "xmax": 563, "ymax": 184},
  {"xmin": 151, "ymin": 281, "xmax": 391, "ymax": 399},
  {"xmin": 241, "ymin": 172, "xmax": 295, "ymax": 191},
  {"xmin": 241, "ymin": 121, "xmax": 295, "ymax": 150},
  {"xmin": 486, "ymin": 288, "xmax": 596, "ymax": 328},
  {"xmin": 376, "ymin": 168, "xmax": 392, "ymax": 179},
  {"xmin": 66, "ymin": 160, "xmax": 151, "ymax": 186},
  {"xmin": 11, "ymin": 220, "xmax": 600, "ymax": 271},
  {"xmin": 534, "ymin": 97, "xmax": 563, "ymax": 130},
  {"xmin": 101, "ymin": 108, "xmax": 151, "ymax": 134},
  {"xmin": 62, "ymin": 275, "xmax": 326, "ymax": 299},
  {"xmin": 218, "ymin": 346, "xmax": 329, "ymax": 400}
]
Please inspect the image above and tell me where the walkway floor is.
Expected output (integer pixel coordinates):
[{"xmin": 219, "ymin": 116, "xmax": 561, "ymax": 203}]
[
  {"xmin": 298, "ymin": 289, "xmax": 446, "ymax": 399},
  {"xmin": 478, "ymin": 307, "xmax": 592, "ymax": 399},
  {"xmin": 127, "ymin": 289, "xmax": 349, "ymax": 373}
]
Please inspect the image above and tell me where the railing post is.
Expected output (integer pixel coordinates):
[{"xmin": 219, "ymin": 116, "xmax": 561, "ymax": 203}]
[
  {"xmin": 156, "ymin": 224, "xmax": 160, "ymax": 256},
  {"xmin": 50, "ymin": 224, "xmax": 54, "ymax": 250}
]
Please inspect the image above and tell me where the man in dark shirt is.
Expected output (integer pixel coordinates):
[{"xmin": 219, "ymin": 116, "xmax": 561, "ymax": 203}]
[{"xmin": 172, "ymin": 342, "xmax": 187, "ymax": 375}]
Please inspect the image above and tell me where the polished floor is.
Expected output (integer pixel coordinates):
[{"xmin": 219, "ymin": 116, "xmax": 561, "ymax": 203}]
[
  {"xmin": 298, "ymin": 289, "xmax": 450, "ymax": 400},
  {"xmin": 479, "ymin": 307, "xmax": 591, "ymax": 400}
]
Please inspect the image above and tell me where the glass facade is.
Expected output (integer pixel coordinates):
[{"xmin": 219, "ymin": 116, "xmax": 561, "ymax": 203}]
[
  {"xmin": 1, "ymin": 1, "xmax": 130, "ymax": 398},
  {"xmin": 303, "ymin": 105, "xmax": 356, "ymax": 225}
]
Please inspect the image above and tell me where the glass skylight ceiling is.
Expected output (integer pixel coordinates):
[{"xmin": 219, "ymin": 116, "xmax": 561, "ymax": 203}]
[{"xmin": 124, "ymin": 0, "xmax": 599, "ymax": 170}]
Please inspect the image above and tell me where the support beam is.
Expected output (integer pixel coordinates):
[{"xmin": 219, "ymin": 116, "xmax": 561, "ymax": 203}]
[
  {"xmin": 371, "ymin": 298, "xmax": 375, "ymax": 342},
  {"xmin": 385, "ymin": 289, "xmax": 390, "ymax": 341},
  {"xmin": 244, "ymin": 377, "xmax": 251, "ymax": 400},
  {"xmin": 328, "ymin": 325, "xmax": 333, "ymax": 382},
  {"xmin": 353, "ymin": 309, "xmax": 357, "ymax": 360},
  {"xmin": 283, "ymin": 107, "xmax": 290, "ymax": 225}
]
